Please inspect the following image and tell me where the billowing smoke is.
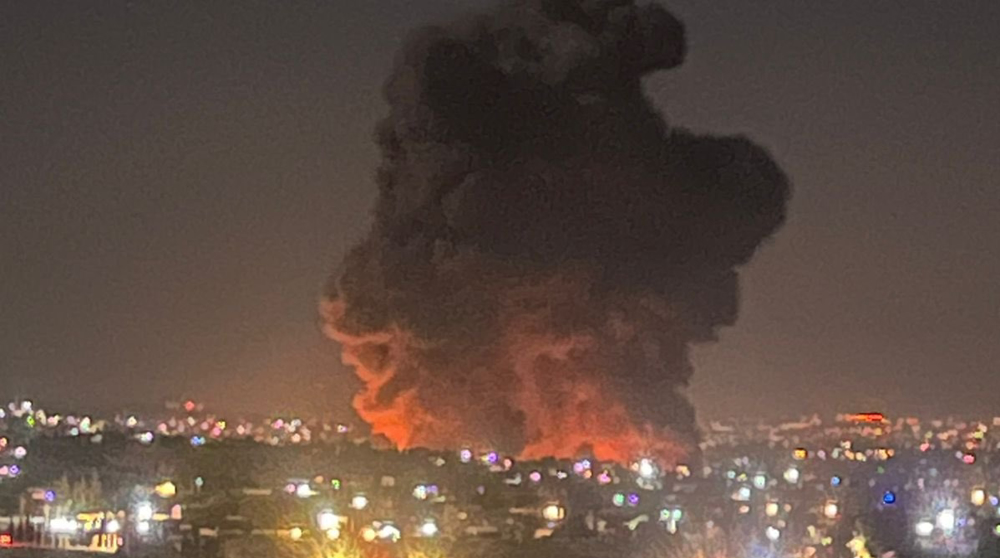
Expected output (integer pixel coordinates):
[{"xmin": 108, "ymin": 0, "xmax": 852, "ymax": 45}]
[{"xmin": 322, "ymin": 0, "xmax": 790, "ymax": 464}]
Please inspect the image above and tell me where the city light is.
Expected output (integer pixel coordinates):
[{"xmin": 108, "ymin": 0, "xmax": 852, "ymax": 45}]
[
  {"xmin": 351, "ymin": 494, "xmax": 369, "ymax": 510},
  {"xmin": 8, "ymin": 396, "xmax": 1000, "ymax": 558},
  {"xmin": 936, "ymin": 508, "xmax": 956, "ymax": 532},
  {"xmin": 972, "ymin": 489, "xmax": 986, "ymax": 506},
  {"xmin": 542, "ymin": 504, "xmax": 565, "ymax": 522},
  {"xmin": 317, "ymin": 510, "xmax": 338, "ymax": 531},
  {"xmin": 375, "ymin": 523, "xmax": 402, "ymax": 542},
  {"xmin": 49, "ymin": 517, "xmax": 80, "ymax": 534},
  {"xmin": 419, "ymin": 520, "xmax": 439, "ymax": 537},
  {"xmin": 783, "ymin": 467, "xmax": 800, "ymax": 484},
  {"xmin": 915, "ymin": 520, "xmax": 935, "ymax": 537},
  {"xmin": 413, "ymin": 484, "xmax": 428, "ymax": 500},
  {"xmin": 735, "ymin": 486, "xmax": 752, "ymax": 501},
  {"xmin": 136, "ymin": 502, "xmax": 154, "ymax": 522},
  {"xmin": 637, "ymin": 458, "xmax": 657, "ymax": 479},
  {"xmin": 154, "ymin": 481, "xmax": 177, "ymax": 498}
]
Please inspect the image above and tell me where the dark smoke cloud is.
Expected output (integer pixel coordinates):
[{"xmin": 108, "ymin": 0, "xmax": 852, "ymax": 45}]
[{"xmin": 323, "ymin": 0, "xmax": 790, "ymax": 463}]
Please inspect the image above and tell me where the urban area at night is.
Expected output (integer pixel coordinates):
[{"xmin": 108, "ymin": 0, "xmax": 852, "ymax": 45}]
[
  {"xmin": 2, "ymin": 400, "xmax": 1000, "ymax": 557},
  {"xmin": 4, "ymin": 0, "xmax": 998, "ymax": 557}
]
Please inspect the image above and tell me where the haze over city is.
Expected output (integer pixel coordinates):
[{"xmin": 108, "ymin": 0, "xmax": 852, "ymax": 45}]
[{"xmin": 3, "ymin": 1, "xmax": 999, "ymax": 420}]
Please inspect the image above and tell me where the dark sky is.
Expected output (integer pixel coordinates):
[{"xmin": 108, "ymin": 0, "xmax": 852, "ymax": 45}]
[{"xmin": 2, "ymin": 1, "xmax": 998, "ymax": 420}]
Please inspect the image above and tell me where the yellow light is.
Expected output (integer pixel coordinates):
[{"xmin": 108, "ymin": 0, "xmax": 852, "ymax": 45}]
[
  {"xmin": 154, "ymin": 481, "xmax": 177, "ymax": 498},
  {"xmin": 765, "ymin": 502, "xmax": 779, "ymax": 517},
  {"xmin": 793, "ymin": 448, "xmax": 808, "ymax": 460},
  {"xmin": 288, "ymin": 527, "xmax": 303, "ymax": 541},
  {"xmin": 361, "ymin": 527, "xmax": 377, "ymax": 543},
  {"xmin": 972, "ymin": 489, "xmax": 987, "ymax": 506},
  {"xmin": 542, "ymin": 504, "xmax": 565, "ymax": 521}
]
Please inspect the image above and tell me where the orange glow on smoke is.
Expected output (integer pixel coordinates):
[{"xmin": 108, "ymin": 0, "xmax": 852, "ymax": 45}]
[{"xmin": 322, "ymin": 274, "xmax": 691, "ymax": 466}]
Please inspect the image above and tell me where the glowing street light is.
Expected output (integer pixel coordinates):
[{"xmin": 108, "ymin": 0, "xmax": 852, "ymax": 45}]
[
  {"xmin": 972, "ymin": 489, "xmax": 987, "ymax": 506},
  {"xmin": 915, "ymin": 521, "xmax": 934, "ymax": 537},
  {"xmin": 154, "ymin": 481, "xmax": 177, "ymax": 498},
  {"xmin": 136, "ymin": 502, "xmax": 154, "ymax": 522},
  {"xmin": 753, "ymin": 473, "xmax": 767, "ymax": 490},
  {"xmin": 375, "ymin": 523, "xmax": 401, "ymax": 542},
  {"xmin": 351, "ymin": 494, "xmax": 369, "ymax": 510},
  {"xmin": 419, "ymin": 520, "xmax": 439, "ymax": 537},
  {"xmin": 783, "ymin": 467, "xmax": 800, "ymax": 484},
  {"xmin": 823, "ymin": 502, "xmax": 839, "ymax": 519},
  {"xmin": 317, "ymin": 510, "xmax": 338, "ymax": 531},
  {"xmin": 937, "ymin": 509, "xmax": 956, "ymax": 532},
  {"xmin": 637, "ymin": 458, "xmax": 657, "ymax": 479},
  {"xmin": 542, "ymin": 504, "xmax": 566, "ymax": 522},
  {"xmin": 295, "ymin": 484, "xmax": 313, "ymax": 498}
]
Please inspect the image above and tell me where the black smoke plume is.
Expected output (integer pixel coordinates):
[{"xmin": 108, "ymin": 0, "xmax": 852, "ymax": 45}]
[{"xmin": 323, "ymin": 0, "xmax": 790, "ymax": 464}]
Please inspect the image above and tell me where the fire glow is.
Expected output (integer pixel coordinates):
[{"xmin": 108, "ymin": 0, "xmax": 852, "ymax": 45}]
[{"xmin": 322, "ymin": 0, "xmax": 789, "ymax": 464}]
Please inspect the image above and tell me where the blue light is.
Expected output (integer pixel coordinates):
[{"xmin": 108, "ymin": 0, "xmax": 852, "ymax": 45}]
[
  {"xmin": 882, "ymin": 491, "xmax": 897, "ymax": 505},
  {"xmin": 44, "ymin": 490, "xmax": 56, "ymax": 503},
  {"xmin": 831, "ymin": 475, "xmax": 842, "ymax": 487}
]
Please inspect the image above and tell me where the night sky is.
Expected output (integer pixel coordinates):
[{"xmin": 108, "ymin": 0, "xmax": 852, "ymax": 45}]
[{"xmin": 2, "ymin": 1, "xmax": 998, "ymax": 420}]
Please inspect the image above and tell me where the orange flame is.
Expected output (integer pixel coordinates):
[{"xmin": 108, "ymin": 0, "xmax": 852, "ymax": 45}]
[{"xmin": 322, "ymin": 270, "xmax": 692, "ymax": 466}]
